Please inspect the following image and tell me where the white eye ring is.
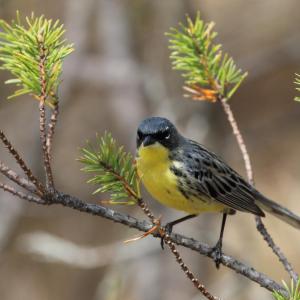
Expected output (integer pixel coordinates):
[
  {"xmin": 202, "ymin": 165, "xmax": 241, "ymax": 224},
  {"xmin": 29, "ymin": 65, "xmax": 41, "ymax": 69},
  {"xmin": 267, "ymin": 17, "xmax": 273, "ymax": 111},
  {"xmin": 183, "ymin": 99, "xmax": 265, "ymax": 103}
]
[{"xmin": 165, "ymin": 133, "xmax": 170, "ymax": 139}]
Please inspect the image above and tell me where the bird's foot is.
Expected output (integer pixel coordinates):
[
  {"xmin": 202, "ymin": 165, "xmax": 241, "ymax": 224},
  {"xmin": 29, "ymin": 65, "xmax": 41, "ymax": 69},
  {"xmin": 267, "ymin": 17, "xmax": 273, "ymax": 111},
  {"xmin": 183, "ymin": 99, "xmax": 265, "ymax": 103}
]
[
  {"xmin": 209, "ymin": 240, "xmax": 223, "ymax": 269},
  {"xmin": 160, "ymin": 222, "xmax": 173, "ymax": 250}
]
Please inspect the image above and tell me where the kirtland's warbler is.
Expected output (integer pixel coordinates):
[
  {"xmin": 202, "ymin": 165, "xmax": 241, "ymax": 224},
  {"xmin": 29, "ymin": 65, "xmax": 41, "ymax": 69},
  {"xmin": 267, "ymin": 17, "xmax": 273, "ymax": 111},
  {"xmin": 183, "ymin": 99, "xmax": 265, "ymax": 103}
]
[{"xmin": 136, "ymin": 117, "xmax": 300, "ymax": 267}]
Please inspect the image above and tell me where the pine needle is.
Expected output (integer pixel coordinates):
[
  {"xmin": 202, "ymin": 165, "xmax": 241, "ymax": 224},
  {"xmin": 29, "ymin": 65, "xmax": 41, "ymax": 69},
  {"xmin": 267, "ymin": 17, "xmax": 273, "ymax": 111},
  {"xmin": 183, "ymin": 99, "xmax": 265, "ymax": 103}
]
[
  {"xmin": 167, "ymin": 12, "xmax": 247, "ymax": 101},
  {"xmin": 0, "ymin": 11, "xmax": 74, "ymax": 106},
  {"xmin": 79, "ymin": 132, "xmax": 140, "ymax": 205}
]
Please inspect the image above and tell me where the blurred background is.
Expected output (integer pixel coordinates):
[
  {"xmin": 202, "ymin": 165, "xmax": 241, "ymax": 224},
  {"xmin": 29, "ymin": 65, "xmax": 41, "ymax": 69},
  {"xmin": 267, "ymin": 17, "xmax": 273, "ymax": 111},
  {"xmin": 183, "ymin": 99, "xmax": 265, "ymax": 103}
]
[{"xmin": 0, "ymin": 0, "xmax": 300, "ymax": 299}]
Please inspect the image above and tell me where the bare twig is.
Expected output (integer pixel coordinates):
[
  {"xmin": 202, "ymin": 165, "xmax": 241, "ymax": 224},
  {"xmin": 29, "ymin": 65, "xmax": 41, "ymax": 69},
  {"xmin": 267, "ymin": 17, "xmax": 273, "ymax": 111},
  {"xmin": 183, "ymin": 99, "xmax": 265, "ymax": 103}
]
[
  {"xmin": 164, "ymin": 233, "xmax": 219, "ymax": 300},
  {"xmin": 46, "ymin": 101, "xmax": 59, "ymax": 159},
  {"xmin": 137, "ymin": 198, "xmax": 156, "ymax": 223},
  {"xmin": 219, "ymin": 98, "xmax": 253, "ymax": 183},
  {"xmin": 0, "ymin": 182, "xmax": 44, "ymax": 204},
  {"xmin": 0, "ymin": 161, "xmax": 39, "ymax": 194},
  {"xmin": 0, "ymin": 131, "xmax": 44, "ymax": 193},
  {"xmin": 255, "ymin": 217, "xmax": 299, "ymax": 282},
  {"xmin": 38, "ymin": 38, "xmax": 54, "ymax": 189},
  {"xmin": 135, "ymin": 198, "xmax": 218, "ymax": 299},
  {"xmin": 219, "ymin": 96, "xmax": 299, "ymax": 282}
]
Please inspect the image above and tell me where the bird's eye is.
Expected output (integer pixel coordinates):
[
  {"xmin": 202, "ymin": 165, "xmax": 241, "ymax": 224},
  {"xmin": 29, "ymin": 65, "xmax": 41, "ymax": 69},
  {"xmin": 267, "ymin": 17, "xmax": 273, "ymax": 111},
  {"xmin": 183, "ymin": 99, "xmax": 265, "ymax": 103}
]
[{"xmin": 156, "ymin": 130, "xmax": 170, "ymax": 140}]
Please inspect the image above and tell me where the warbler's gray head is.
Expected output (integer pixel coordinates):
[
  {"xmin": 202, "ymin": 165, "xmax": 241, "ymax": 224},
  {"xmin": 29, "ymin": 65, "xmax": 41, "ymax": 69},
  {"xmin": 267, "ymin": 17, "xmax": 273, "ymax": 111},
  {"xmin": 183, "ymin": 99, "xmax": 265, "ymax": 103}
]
[{"xmin": 137, "ymin": 117, "xmax": 183, "ymax": 149}]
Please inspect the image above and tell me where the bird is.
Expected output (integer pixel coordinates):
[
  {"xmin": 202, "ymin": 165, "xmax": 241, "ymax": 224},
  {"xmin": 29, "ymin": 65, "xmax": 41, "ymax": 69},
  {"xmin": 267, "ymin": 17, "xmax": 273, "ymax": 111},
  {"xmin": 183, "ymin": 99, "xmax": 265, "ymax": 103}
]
[{"xmin": 135, "ymin": 116, "xmax": 300, "ymax": 267}]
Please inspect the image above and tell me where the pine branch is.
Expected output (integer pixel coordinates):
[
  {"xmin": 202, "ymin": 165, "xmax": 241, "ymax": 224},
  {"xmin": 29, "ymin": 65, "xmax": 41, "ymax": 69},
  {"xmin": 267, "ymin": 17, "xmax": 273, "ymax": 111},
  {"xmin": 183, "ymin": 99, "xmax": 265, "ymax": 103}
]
[
  {"xmin": 167, "ymin": 12, "xmax": 247, "ymax": 102},
  {"xmin": 167, "ymin": 11, "xmax": 299, "ymax": 288},
  {"xmin": 79, "ymin": 132, "xmax": 140, "ymax": 205},
  {"xmin": 6, "ymin": 189, "xmax": 287, "ymax": 297},
  {"xmin": 0, "ymin": 13, "xmax": 73, "ymax": 190},
  {"xmin": 0, "ymin": 12, "xmax": 73, "ymax": 106}
]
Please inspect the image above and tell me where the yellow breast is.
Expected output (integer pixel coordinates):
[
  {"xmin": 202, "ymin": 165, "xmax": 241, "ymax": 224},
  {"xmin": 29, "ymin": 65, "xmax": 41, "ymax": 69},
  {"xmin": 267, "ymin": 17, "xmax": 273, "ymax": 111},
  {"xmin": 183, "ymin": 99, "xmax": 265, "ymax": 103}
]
[{"xmin": 136, "ymin": 143, "xmax": 225, "ymax": 214}]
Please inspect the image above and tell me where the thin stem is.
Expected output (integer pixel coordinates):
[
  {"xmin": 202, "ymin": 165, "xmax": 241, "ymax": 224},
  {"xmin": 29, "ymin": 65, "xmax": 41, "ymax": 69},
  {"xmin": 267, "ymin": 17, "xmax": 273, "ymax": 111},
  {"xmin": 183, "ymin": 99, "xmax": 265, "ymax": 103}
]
[
  {"xmin": 219, "ymin": 96, "xmax": 298, "ymax": 282},
  {"xmin": 137, "ymin": 198, "xmax": 156, "ymax": 223},
  {"xmin": 256, "ymin": 217, "xmax": 299, "ymax": 282},
  {"xmin": 219, "ymin": 98, "xmax": 253, "ymax": 183},
  {"xmin": 0, "ymin": 130, "xmax": 44, "ymax": 193},
  {"xmin": 38, "ymin": 39, "xmax": 54, "ymax": 189},
  {"xmin": 0, "ymin": 182, "xmax": 44, "ymax": 204},
  {"xmin": 99, "ymin": 161, "xmax": 139, "ymax": 200},
  {"xmin": 0, "ymin": 161, "xmax": 39, "ymax": 195},
  {"xmin": 136, "ymin": 198, "xmax": 218, "ymax": 299},
  {"xmin": 46, "ymin": 101, "xmax": 59, "ymax": 159},
  {"xmin": 164, "ymin": 233, "xmax": 219, "ymax": 300}
]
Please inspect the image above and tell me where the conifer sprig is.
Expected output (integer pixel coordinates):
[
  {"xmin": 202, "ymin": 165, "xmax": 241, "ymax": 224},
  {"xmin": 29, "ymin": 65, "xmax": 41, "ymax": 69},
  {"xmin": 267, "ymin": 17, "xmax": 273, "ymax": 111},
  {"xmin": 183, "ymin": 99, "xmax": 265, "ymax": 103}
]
[
  {"xmin": 167, "ymin": 12, "xmax": 247, "ymax": 102},
  {"xmin": 0, "ymin": 12, "xmax": 73, "ymax": 107},
  {"xmin": 79, "ymin": 132, "xmax": 140, "ymax": 205},
  {"xmin": 272, "ymin": 279, "xmax": 300, "ymax": 300},
  {"xmin": 294, "ymin": 73, "xmax": 300, "ymax": 102}
]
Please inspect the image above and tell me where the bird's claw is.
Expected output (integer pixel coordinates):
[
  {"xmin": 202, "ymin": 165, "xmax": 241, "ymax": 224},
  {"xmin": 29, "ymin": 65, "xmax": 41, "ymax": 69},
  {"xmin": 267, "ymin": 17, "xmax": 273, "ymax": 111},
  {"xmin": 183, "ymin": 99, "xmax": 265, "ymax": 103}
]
[
  {"xmin": 210, "ymin": 240, "xmax": 223, "ymax": 269},
  {"xmin": 160, "ymin": 223, "xmax": 173, "ymax": 250}
]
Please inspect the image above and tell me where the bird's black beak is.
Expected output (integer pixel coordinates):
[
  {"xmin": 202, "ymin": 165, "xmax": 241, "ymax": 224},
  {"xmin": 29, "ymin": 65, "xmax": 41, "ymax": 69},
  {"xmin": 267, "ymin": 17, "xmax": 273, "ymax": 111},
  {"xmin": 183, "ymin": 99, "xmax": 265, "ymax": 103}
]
[{"xmin": 142, "ymin": 135, "xmax": 156, "ymax": 147}]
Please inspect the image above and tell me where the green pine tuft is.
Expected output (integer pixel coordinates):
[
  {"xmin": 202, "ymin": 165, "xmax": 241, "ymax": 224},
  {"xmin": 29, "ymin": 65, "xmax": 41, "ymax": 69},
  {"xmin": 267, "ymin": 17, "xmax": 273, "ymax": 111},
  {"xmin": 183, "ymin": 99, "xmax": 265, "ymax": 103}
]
[
  {"xmin": 167, "ymin": 12, "xmax": 247, "ymax": 101},
  {"xmin": 79, "ymin": 132, "xmax": 140, "ymax": 205},
  {"xmin": 0, "ymin": 12, "xmax": 74, "ymax": 107},
  {"xmin": 273, "ymin": 279, "xmax": 300, "ymax": 300}
]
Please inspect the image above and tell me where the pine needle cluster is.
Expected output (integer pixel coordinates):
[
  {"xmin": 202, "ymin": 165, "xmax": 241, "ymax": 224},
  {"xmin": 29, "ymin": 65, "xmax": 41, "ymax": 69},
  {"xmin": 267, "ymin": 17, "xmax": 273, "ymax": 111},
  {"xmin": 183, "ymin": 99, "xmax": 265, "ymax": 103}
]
[
  {"xmin": 0, "ymin": 12, "xmax": 73, "ymax": 106},
  {"xmin": 272, "ymin": 279, "xmax": 300, "ymax": 300},
  {"xmin": 167, "ymin": 12, "xmax": 247, "ymax": 102},
  {"xmin": 79, "ymin": 132, "xmax": 140, "ymax": 205}
]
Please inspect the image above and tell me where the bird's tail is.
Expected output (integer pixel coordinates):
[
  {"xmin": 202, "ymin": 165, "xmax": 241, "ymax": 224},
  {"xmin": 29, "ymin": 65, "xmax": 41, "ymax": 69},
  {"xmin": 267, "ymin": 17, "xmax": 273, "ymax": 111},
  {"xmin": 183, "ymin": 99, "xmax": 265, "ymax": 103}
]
[{"xmin": 256, "ymin": 195, "xmax": 300, "ymax": 229}]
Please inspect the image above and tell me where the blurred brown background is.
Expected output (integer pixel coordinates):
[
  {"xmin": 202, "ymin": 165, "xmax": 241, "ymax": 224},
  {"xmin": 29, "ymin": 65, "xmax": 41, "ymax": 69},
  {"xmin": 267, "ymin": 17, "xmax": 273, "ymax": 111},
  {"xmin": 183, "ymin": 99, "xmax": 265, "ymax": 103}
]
[{"xmin": 0, "ymin": 1, "xmax": 300, "ymax": 299}]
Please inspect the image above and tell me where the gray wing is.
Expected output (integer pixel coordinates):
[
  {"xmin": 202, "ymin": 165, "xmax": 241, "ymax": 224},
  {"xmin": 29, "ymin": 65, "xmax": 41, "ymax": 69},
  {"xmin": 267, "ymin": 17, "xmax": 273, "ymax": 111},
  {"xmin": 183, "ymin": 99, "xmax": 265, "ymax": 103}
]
[{"xmin": 179, "ymin": 141, "xmax": 265, "ymax": 216}]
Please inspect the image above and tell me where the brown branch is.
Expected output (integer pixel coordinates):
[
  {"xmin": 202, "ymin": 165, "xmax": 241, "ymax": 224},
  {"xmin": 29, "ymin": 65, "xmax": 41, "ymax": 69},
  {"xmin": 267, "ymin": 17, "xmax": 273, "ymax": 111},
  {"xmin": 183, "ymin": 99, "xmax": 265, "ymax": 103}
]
[
  {"xmin": 219, "ymin": 96, "xmax": 299, "ymax": 282},
  {"xmin": 0, "ymin": 161, "xmax": 39, "ymax": 195},
  {"xmin": 7, "ymin": 189, "xmax": 285, "ymax": 297},
  {"xmin": 0, "ymin": 131, "xmax": 44, "ymax": 193},
  {"xmin": 0, "ymin": 182, "xmax": 44, "ymax": 204},
  {"xmin": 46, "ymin": 101, "xmax": 59, "ymax": 159},
  {"xmin": 38, "ymin": 38, "xmax": 54, "ymax": 189}
]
